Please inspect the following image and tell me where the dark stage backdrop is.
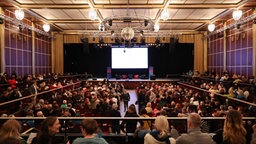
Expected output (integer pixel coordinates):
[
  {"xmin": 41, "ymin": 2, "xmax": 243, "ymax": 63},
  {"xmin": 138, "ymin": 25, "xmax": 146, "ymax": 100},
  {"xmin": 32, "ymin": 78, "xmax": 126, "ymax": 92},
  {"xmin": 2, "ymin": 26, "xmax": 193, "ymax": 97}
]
[{"xmin": 64, "ymin": 43, "xmax": 194, "ymax": 78}]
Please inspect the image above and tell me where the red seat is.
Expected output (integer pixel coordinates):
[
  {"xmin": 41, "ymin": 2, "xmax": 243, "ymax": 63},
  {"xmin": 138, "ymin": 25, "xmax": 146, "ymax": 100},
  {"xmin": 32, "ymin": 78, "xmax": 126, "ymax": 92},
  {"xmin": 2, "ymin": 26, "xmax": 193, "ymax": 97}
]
[
  {"xmin": 122, "ymin": 75, "xmax": 127, "ymax": 79},
  {"xmin": 134, "ymin": 74, "xmax": 139, "ymax": 79}
]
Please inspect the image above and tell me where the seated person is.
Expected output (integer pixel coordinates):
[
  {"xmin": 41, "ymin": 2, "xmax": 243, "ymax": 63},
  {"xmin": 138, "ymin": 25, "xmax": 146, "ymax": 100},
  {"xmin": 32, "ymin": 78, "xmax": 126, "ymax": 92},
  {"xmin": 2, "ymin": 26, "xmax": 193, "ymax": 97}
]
[
  {"xmin": 72, "ymin": 118, "xmax": 108, "ymax": 144},
  {"xmin": 176, "ymin": 113, "xmax": 214, "ymax": 144}
]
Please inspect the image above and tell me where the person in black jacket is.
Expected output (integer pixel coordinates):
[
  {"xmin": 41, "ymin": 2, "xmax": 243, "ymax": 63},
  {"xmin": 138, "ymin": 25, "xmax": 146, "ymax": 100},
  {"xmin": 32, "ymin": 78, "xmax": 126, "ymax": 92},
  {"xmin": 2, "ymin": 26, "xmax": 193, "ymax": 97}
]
[
  {"xmin": 108, "ymin": 103, "xmax": 121, "ymax": 134},
  {"xmin": 122, "ymin": 89, "xmax": 130, "ymax": 112},
  {"xmin": 121, "ymin": 104, "xmax": 143, "ymax": 133}
]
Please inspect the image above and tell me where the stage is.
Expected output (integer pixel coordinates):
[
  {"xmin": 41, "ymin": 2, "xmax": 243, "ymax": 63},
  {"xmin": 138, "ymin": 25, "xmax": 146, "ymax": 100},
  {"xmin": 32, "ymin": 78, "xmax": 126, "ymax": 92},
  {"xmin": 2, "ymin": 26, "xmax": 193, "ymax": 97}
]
[
  {"xmin": 87, "ymin": 78, "xmax": 181, "ymax": 82},
  {"xmin": 86, "ymin": 78, "xmax": 181, "ymax": 89}
]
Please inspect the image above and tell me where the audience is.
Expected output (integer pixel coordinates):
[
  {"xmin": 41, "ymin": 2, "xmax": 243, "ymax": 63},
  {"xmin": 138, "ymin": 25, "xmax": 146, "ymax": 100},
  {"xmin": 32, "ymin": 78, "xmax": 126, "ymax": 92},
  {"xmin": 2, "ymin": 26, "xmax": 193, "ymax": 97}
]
[
  {"xmin": 72, "ymin": 118, "xmax": 108, "ymax": 144},
  {"xmin": 176, "ymin": 113, "xmax": 214, "ymax": 144}
]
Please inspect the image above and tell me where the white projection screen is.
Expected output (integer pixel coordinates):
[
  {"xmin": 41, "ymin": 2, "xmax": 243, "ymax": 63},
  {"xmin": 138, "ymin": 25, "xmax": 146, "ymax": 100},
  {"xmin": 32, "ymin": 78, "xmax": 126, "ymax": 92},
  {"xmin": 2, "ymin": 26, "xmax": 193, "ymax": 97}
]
[{"xmin": 111, "ymin": 47, "xmax": 148, "ymax": 69}]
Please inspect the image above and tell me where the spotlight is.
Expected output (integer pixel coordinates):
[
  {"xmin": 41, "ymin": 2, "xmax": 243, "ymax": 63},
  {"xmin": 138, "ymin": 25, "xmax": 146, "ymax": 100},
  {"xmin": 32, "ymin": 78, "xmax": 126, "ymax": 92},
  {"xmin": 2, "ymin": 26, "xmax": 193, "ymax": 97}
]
[
  {"xmin": 236, "ymin": 24, "xmax": 241, "ymax": 29},
  {"xmin": 109, "ymin": 20, "xmax": 112, "ymax": 26},
  {"xmin": 141, "ymin": 37, "xmax": 146, "ymax": 45},
  {"xmin": 140, "ymin": 30, "xmax": 143, "ymax": 36},
  {"xmin": 144, "ymin": 20, "xmax": 148, "ymax": 26},
  {"xmin": 99, "ymin": 37, "xmax": 104, "ymax": 43},
  {"xmin": 111, "ymin": 30, "xmax": 114, "ymax": 36},
  {"xmin": 18, "ymin": 24, "xmax": 22, "ymax": 32},
  {"xmin": 155, "ymin": 37, "xmax": 160, "ymax": 44}
]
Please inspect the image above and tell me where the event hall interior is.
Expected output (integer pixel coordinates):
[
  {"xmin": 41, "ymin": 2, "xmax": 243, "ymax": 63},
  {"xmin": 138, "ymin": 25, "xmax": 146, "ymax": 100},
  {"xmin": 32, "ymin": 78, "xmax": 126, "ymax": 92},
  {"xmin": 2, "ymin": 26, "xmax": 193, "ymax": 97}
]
[{"xmin": 0, "ymin": 0, "xmax": 256, "ymax": 144}]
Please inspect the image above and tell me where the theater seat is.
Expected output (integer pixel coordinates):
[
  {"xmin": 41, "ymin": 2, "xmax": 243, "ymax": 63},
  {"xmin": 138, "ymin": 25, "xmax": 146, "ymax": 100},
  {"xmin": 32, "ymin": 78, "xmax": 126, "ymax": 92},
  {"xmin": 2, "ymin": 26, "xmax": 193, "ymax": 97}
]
[
  {"xmin": 122, "ymin": 75, "xmax": 127, "ymax": 79},
  {"xmin": 134, "ymin": 75, "xmax": 139, "ymax": 79}
]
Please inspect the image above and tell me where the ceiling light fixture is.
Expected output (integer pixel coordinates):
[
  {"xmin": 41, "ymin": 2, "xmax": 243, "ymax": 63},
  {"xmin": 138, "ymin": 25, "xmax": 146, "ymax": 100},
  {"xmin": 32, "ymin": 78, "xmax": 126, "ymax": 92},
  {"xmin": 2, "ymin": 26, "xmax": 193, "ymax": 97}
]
[
  {"xmin": 232, "ymin": 9, "xmax": 242, "ymax": 21},
  {"xmin": 15, "ymin": 9, "xmax": 24, "ymax": 21},
  {"xmin": 43, "ymin": 23, "xmax": 50, "ymax": 32},
  {"xmin": 121, "ymin": 27, "xmax": 134, "ymax": 41},
  {"xmin": 208, "ymin": 23, "xmax": 215, "ymax": 32}
]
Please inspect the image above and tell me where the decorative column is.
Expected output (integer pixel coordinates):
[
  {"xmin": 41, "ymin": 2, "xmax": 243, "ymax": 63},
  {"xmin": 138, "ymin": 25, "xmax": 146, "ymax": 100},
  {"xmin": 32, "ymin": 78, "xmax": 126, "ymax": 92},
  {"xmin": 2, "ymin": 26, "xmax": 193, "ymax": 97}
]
[
  {"xmin": 223, "ymin": 22, "xmax": 227, "ymax": 71},
  {"xmin": 32, "ymin": 22, "xmax": 35, "ymax": 75},
  {"xmin": 203, "ymin": 32, "xmax": 208, "ymax": 72},
  {"xmin": 0, "ymin": 7, "xmax": 5, "ymax": 73},
  {"xmin": 253, "ymin": 9, "xmax": 256, "ymax": 77}
]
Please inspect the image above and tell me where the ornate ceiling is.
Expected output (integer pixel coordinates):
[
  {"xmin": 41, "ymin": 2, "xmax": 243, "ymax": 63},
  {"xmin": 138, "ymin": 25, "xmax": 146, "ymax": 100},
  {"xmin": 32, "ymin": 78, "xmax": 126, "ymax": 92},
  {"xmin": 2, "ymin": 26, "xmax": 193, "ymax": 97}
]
[{"xmin": 0, "ymin": 0, "xmax": 256, "ymax": 37}]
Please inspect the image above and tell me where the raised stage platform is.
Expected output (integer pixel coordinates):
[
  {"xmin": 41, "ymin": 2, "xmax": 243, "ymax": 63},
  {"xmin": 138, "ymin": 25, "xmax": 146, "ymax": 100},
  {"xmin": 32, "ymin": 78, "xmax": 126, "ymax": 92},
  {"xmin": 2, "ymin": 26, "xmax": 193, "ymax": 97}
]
[
  {"xmin": 87, "ymin": 78, "xmax": 181, "ymax": 82},
  {"xmin": 86, "ymin": 78, "xmax": 181, "ymax": 89}
]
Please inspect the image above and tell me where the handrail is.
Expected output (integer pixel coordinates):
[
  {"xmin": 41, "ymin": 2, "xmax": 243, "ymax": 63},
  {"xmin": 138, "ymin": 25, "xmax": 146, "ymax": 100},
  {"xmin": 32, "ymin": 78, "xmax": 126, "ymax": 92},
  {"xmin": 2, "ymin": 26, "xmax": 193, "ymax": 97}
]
[
  {"xmin": 0, "ymin": 81, "xmax": 81, "ymax": 107},
  {"xmin": 0, "ymin": 116, "xmax": 254, "ymax": 120},
  {"xmin": 177, "ymin": 82, "xmax": 256, "ymax": 107}
]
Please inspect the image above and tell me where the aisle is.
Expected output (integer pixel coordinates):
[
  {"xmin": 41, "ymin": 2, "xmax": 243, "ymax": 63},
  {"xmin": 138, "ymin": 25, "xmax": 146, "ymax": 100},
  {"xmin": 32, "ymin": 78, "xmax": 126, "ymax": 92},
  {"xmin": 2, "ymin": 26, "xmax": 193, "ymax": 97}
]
[{"xmin": 119, "ymin": 90, "xmax": 138, "ymax": 117}]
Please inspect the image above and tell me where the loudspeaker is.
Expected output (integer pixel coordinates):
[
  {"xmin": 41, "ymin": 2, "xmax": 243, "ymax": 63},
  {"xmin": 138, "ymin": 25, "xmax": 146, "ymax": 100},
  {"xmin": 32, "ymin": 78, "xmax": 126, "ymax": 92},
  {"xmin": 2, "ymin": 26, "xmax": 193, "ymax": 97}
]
[
  {"xmin": 0, "ymin": 18, "xmax": 3, "ymax": 24},
  {"xmin": 150, "ymin": 75, "xmax": 156, "ymax": 80},
  {"xmin": 144, "ymin": 20, "xmax": 148, "ymax": 26},
  {"xmin": 80, "ymin": 38, "xmax": 89, "ymax": 54},
  {"xmin": 169, "ymin": 37, "xmax": 178, "ymax": 54}
]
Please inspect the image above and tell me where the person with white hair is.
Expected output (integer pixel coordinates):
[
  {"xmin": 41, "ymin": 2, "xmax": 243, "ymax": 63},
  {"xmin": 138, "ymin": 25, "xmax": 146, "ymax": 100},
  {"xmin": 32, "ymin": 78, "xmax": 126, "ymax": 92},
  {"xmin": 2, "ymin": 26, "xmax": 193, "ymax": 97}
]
[
  {"xmin": 144, "ymin": 115, "xmax": 176, "ymax": 144},
  {"xmin": 108, "ymin": 104, "xmax": 121, "ymax": 134}
]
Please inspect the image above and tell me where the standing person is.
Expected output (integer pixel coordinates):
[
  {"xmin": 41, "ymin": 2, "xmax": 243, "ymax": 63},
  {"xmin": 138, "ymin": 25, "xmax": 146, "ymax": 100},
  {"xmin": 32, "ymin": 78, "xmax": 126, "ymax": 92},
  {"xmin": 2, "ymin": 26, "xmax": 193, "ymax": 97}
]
[
  {"xmin": 0, "ymin": 119, "xmax": 27, "ymax": 144},
  {"xmin": 121, "ymin": 104, "xmax": 142, "ymax": 133},
  {"xmin": 176, "ymin": 113, "xmax": 214, "ymax": 144},
  {"xmin": 72, "ymin": 118, "xmax": 108, "ymax": 144},
  {"xmin": 144, "ymin": 115, "xmax": 176, "ymax": 144},
  {"xmin": 108, "ymin": 103, "xmax": 121, "ymax": 134},
  {"xmin": 32, "ymin": 116, "xmax": 62, "ymax": 144},
  {"xmin": 28, "ymin": 80, "xmax": 38, "ymax": 104},
  {"xmin": 212, "ymin": 110, "xmax": 247, "ymax": 144},
  {"xmin": 122, "ymin": 89, "xmax": 130, "ymax": 112}
]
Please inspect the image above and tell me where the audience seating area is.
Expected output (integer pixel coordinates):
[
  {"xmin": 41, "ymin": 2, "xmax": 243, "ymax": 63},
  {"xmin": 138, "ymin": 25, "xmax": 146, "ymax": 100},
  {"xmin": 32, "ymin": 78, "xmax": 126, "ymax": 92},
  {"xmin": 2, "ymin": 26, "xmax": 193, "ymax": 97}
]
[{"xmin": 0, "ymin": 71, "xmax": 255, "ymax": 144}]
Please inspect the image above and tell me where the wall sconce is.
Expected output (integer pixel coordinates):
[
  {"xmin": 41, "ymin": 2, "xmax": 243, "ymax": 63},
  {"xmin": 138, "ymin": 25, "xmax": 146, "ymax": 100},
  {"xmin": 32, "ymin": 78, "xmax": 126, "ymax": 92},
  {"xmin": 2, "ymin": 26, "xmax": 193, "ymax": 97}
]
[
  {"xmin": 242, "ymin": 32, "xmax": 246, "ymax": 39},
  {"xmin": 43, "ymin": 23, "xmax": 50, "ymax": 32},
  {"xmin": 208, "ymin": 23, "xmax": 215, "ymax": 32},
  {"xmin": 232, "ymin": 9, "xmax": 242, "ymax": 21},
  {"xmin": 15, "ymin": 9, "xmax": 24, "ymax": 21}
]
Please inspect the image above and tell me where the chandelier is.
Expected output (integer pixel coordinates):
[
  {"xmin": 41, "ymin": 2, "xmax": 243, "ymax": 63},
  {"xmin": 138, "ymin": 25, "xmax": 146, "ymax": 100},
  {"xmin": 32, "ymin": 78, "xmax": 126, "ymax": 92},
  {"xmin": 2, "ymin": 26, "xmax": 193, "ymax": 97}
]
[
  {"xmin": 43, "ymin": 23, "xmax": 50, "ymax": 32},
  {"xmin": 15, "ymin": 9, "xmax": 24, "ymax": 21},
  {"xmin": 208, "ymin": 23, "xmax": 215, "ymax": 32},
  {"xmin": 121, "ymin": 27, "xmax": 135, "ymax": 41},
  {"xmin": 232, "ymin": 9, "xmax": 242, "ymax": 21}
]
